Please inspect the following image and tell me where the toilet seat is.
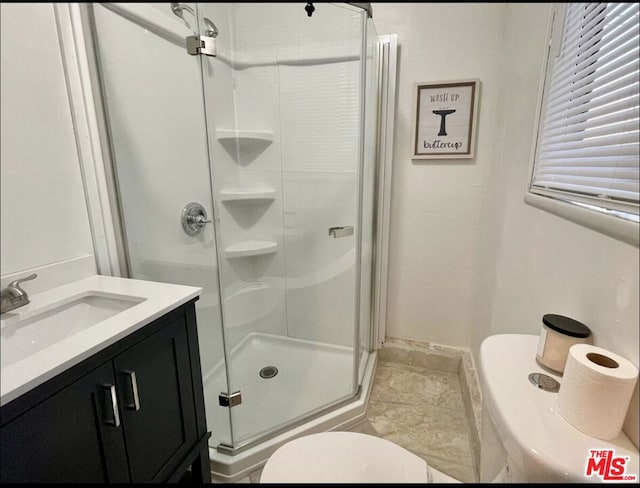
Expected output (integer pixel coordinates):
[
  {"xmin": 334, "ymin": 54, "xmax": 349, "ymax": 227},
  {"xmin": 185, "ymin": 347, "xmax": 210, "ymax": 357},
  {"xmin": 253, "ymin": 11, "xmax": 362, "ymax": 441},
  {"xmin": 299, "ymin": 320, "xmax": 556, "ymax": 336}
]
[{"xmin": 260, "ymin": 431, "xmax": 428, "ymax": 483}]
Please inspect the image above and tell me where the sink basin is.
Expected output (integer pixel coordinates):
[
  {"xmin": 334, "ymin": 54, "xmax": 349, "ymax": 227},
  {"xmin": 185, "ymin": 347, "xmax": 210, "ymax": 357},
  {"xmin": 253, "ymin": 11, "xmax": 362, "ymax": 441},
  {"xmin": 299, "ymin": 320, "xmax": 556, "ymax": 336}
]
[
  {"xmin": 0, "ymin": 274, "xmax": 201, "ymax": 408},
  {"xmin": 0, "ymin": 292, "xmax": 146, "ymax": 368}
]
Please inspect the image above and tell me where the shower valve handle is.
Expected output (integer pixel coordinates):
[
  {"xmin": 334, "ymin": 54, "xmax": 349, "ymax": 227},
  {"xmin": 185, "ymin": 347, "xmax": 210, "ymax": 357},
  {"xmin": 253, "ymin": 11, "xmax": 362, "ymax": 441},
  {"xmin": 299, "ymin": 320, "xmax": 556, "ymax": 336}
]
[
  {"xmin": 189, "ymin": 214, "xmax": 212, "ymax": 225},
  {"xmin": 181, "ymin": 202, "xmax": 211, "ymax": 236}
]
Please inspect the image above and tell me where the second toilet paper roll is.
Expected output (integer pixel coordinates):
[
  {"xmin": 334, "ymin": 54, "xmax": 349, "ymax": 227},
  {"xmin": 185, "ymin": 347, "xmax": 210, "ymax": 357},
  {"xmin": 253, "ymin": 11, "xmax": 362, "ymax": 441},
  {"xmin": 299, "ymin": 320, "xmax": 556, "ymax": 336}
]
[{"xmin": 558, "ymin": 344, "xmax": 638, "ymax": 440}]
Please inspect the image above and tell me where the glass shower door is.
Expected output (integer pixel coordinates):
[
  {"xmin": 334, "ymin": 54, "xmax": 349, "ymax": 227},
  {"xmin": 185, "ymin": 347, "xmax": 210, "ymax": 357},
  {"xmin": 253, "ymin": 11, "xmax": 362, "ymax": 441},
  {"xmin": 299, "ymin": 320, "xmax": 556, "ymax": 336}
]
[
  {"xmin": 89, "ymin": 3, "xmax": 232, "ymax": 446},
  {"xmin": 196, "ymin": 3, "xmax": 367, "ymax": 448}
]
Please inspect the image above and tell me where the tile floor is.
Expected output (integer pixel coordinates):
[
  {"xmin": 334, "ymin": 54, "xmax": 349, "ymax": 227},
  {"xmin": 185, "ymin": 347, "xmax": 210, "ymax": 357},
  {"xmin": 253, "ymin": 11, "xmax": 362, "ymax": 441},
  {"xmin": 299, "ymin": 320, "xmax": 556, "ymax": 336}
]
[
  {"xmin": 240, "ymin": 356, "xmax": 478, "ymax": 483},
  {"xmin": 347, "ymin": 359, "xmax": 478, "ymax": 483}
]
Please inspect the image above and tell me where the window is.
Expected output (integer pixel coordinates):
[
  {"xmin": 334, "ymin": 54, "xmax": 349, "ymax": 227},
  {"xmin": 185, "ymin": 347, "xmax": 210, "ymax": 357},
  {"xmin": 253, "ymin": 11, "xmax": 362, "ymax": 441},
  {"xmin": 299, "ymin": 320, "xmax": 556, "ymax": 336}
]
[{"xmin": 529, "ymin": 3, "xmax": 639, "ymax": 239}]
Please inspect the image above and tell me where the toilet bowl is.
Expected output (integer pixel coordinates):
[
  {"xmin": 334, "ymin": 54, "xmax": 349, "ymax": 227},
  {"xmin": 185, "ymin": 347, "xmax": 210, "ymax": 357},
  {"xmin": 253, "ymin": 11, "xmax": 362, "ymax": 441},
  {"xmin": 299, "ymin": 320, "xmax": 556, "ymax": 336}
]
[
  {"xmin": 260, "ymin": 431, "xmax": 460, "ymax": 483},
  {"xmin": 480, "ymin": 334, "xmax": 639, "ymax": 483}
]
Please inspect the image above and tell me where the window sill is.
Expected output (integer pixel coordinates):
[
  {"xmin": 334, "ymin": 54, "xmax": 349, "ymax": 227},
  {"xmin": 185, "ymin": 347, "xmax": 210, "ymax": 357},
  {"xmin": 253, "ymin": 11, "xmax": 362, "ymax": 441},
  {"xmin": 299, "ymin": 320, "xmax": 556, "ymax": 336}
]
[{"xmin": 524, "ymin": 192, "xmax": 639, "ymax": 248}]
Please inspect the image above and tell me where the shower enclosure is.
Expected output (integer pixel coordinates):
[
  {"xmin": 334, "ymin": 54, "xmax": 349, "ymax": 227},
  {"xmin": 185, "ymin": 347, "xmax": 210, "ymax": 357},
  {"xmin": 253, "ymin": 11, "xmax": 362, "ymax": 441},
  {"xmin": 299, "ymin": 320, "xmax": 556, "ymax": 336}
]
[{"xmin": 81, "ymin": 2, "xmax": 388, "ymax": 480}]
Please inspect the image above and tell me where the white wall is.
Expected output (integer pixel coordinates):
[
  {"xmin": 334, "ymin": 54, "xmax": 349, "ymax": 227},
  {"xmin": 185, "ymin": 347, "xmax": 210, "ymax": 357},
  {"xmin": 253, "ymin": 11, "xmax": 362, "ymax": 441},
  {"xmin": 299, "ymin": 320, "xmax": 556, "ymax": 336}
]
[
  {"xmin": 473, "ymin": 2, "xmax": 639, "ymax": 369},
  {"xmin": 474, "ymin": 2, "xmax": 639, "ymax": 447},
  {"xmin": 374, "ymin": 1, "xmax": 638, "ymax": 445},
  {"xmin": 375, "ymin": 0, "xmax": 638, "ymax": 382},
  {"xmin": 373, "ymin": 3, "xmax": 508, "ymax": 348},
  {"xmin": 0, "ymin": 3, "xmax": 96, "ymax": 290}
]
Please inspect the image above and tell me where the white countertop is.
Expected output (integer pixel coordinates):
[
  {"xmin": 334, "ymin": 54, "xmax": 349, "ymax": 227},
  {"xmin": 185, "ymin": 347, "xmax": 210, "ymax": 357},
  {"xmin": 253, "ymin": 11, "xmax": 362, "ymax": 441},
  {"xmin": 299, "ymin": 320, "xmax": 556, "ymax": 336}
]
[{"xmin": 1, "ymin": 275, "xmax": 201, "ymax": 407}]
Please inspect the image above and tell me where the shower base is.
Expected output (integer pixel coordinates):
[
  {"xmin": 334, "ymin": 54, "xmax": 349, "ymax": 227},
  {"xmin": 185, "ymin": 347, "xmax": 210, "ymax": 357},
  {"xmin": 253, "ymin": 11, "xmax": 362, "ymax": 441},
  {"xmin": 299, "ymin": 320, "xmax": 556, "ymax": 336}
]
[{"xmin": 202, "ymin": 332, "xmax": 377, "ymax": 481}]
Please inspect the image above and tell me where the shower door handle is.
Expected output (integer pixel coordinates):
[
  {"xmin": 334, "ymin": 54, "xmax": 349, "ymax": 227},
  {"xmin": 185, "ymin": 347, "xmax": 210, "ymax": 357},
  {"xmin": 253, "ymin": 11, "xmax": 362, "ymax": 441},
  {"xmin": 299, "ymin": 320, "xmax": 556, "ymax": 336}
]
[{"xmin": 328, "ymin": 226, "xmax": 354, "ymax": 238}]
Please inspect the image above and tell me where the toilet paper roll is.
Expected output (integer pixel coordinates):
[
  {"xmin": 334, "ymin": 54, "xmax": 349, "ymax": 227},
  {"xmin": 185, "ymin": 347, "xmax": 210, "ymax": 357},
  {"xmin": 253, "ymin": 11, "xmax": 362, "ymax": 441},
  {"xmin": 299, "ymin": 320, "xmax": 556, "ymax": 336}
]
[{"xmin": 558, "ymin": 344, "xmax": 638, "ymax": 440}]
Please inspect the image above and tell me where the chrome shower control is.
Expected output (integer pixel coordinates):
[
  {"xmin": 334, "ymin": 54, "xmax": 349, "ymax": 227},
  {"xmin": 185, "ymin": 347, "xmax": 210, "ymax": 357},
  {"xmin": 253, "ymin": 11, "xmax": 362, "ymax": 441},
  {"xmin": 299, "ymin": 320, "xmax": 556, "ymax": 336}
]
[{"xmin": 181, "ymin": 202, "xmax": 211, "ymax": 236}]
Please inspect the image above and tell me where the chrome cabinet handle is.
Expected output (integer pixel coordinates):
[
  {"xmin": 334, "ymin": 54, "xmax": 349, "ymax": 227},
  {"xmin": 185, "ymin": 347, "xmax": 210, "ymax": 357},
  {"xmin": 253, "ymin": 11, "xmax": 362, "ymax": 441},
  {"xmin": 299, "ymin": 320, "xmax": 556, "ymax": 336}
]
[
  {"xmin": 124, "ymin": 371, "xmax": 141, "ymax": 411},
  {"xmin": 328, "ymin": 226, "xmax": 354, "ymax": 238},
  {"xmin": 102, "ymin": 384, "xmax": 121, "ymax": 427}
]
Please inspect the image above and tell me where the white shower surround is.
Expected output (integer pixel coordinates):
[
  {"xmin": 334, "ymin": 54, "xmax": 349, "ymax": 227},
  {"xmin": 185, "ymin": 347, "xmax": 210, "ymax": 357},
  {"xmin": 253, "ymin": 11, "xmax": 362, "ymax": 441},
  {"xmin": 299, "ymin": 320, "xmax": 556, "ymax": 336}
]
[{"xmin": 202, "ymin": 2, "xmax": 363, "ymax": 350}]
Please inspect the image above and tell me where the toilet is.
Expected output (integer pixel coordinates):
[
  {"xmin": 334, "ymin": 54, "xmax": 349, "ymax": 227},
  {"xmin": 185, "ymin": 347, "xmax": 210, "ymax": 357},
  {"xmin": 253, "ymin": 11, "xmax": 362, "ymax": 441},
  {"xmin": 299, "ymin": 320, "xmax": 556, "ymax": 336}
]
[
  {"xmin": 479, "ymin": 334, "xmax": 639, "ymax": 482},
  {"xmin": 259, "ymin": 431, "xmax": 460, "ymax": 483}
]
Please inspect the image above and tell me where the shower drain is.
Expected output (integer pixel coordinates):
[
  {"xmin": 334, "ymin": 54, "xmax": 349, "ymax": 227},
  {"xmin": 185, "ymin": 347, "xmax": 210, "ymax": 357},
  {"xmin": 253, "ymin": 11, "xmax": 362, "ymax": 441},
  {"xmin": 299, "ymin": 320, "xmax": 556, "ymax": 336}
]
[{"xmin": 259, "ymin": 366, "xmax": 279, "ymax": 379}]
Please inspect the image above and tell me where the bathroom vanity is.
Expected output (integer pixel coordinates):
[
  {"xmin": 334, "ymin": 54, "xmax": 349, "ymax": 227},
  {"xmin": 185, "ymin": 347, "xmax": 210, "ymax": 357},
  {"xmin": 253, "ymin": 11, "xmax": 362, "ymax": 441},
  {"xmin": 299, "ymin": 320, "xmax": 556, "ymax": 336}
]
[{"xmin": 0, "ymin": 275, "xmax": 210, "ymax": 483}]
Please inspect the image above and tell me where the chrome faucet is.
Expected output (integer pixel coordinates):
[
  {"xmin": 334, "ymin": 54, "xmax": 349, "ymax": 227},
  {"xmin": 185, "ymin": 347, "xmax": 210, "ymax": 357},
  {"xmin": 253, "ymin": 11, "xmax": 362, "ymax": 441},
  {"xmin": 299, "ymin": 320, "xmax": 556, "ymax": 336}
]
[{"xmin": 1, "ymin": 273, "xmax": 37, "ymax": 314}]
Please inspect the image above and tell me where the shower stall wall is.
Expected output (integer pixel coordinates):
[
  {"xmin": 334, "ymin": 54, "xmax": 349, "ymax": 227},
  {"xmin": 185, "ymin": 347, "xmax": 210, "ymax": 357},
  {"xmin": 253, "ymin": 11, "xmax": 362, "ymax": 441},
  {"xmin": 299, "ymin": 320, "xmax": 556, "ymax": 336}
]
[{"xmin": 78, "ymin": 2, "xmax": 392, "ymax": 481}]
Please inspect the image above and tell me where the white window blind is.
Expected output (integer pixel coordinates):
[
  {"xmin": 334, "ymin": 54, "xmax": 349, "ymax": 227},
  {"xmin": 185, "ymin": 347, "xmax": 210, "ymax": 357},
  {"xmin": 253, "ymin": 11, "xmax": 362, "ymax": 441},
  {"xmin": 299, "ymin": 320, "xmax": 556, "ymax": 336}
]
[{"xmin": 532, "ymin": 3, "xmax": 639, "ymax": 217}]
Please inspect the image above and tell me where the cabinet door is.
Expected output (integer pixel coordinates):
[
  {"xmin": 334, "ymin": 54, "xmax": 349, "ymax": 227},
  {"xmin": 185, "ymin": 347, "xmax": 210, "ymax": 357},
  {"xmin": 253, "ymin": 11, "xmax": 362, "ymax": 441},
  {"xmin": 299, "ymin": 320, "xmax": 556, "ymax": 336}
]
[
  {"xmin": 114, "ymin": 314, "xmax": 198, "ymax": 482},
  {"xmin": 0, "ymin": 362, "xmax": 130, "ymax": 483}
]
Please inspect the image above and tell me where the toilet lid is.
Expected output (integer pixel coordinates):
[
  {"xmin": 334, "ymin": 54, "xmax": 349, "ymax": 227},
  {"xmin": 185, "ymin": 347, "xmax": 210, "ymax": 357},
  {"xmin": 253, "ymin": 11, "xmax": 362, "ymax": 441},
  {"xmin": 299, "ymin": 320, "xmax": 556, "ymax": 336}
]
[{"xmin": 260, "ymin": 431, "xmax": 427, "ymax": 483}]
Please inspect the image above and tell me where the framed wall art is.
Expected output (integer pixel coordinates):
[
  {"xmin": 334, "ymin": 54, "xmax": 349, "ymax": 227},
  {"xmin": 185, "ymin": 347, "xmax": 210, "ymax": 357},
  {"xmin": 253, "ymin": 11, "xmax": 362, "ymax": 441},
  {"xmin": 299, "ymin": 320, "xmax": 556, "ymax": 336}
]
[{"xmin": 412, "ymin": 79, "xmax": 480, "ymax": 159}]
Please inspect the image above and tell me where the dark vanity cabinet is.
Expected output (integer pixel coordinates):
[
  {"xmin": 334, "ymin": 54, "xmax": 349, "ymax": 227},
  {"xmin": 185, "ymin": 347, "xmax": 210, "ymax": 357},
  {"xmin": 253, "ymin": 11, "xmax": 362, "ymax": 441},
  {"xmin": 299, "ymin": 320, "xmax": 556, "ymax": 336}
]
[{"xmin": 0, "ymin": 299, "xmax": 211, "ymax": 483}]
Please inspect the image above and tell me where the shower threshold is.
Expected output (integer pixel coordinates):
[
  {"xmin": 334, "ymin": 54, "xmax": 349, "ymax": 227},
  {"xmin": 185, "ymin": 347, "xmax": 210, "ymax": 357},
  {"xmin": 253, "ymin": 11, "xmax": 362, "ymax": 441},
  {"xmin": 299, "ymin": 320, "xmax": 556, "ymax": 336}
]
[{"xmin": 202, "ymin": 332, "xmax": 377, "ymax": 482}]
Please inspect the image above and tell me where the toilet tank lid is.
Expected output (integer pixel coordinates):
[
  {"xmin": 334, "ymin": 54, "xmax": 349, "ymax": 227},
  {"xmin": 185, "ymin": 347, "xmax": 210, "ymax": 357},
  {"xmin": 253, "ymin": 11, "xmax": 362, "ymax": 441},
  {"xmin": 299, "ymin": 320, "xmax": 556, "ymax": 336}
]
[{"xmin": 479, "ymin": 334, "xmax": 638, "ymax": 482}]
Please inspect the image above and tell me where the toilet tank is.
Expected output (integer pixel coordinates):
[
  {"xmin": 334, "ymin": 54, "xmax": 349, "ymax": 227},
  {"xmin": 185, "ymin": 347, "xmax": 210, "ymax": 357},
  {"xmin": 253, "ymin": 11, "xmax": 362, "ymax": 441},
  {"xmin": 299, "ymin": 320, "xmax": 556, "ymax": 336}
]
[{"xmin": 479, "ymin": 334, "xmax": 639, "ymax": 483}]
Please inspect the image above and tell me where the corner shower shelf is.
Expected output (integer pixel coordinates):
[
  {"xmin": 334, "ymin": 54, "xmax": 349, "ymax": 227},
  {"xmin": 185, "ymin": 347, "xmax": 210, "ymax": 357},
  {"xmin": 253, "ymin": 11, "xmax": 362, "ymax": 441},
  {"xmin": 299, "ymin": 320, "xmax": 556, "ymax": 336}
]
[
  {"xmin": 216, "ymin": 129, "xmax": 273, "ymax": 143},
  {"xmin": 220, "ymin": 188, "xmax": 276, "ymax": 202},
  {"xmin": 225, "ymin": 240, "xmax": 278, "ymax": 258}
]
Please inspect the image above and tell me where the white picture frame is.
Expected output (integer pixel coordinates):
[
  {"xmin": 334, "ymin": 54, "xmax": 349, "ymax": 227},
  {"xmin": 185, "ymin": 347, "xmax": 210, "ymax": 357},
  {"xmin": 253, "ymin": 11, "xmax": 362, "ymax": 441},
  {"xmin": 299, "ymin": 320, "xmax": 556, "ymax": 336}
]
[{"xmin": 411, "ymin": 79, "xmax": 480, "ymax": 160}]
